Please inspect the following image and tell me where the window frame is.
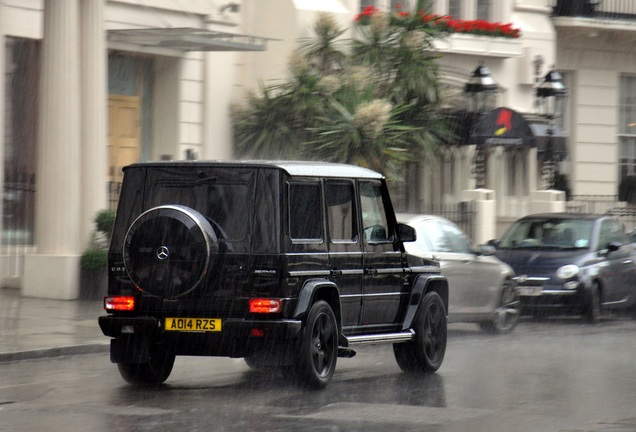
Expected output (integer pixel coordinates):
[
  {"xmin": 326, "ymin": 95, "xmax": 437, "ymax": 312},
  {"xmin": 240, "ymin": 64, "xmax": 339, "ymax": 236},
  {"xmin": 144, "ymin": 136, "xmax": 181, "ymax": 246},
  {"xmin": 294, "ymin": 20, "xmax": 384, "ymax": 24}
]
[{"xmin": 288, "ymin": 181, "xmax": 325, "ymax": 243}]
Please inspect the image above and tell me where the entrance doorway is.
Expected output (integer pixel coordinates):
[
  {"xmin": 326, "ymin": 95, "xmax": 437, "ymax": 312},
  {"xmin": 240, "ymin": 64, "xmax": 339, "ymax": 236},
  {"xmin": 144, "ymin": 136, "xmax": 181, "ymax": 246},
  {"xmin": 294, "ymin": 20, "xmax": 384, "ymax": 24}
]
[{"xmin": 108, "ymin": 94, "xmax": 141, "ymax": 183}]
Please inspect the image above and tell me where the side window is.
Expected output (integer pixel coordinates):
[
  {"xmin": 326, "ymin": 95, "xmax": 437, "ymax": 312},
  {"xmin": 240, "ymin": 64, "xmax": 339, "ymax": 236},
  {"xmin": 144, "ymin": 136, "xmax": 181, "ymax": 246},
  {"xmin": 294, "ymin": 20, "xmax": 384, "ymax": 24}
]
[
  {"xmin": 325, "ymin": 181, "xmax": 357, "ymax": 242},
  {"xmin": 424, "ymin": 220, "xmax": 453, "ymax": 253},
  {"xmin": 440, "ymin": 220, "xmax": 472, "ymax": 253},
  {"xmin": 597, "ymin": 219, "xmax": 626, "ymax": 250},
  {"xmin": 289, "ymin": 182, "xmax": 323, "ymax": 241},
  {"xmin": 360, "ymin": 181, "xmax": 391, "ymax": 243}
]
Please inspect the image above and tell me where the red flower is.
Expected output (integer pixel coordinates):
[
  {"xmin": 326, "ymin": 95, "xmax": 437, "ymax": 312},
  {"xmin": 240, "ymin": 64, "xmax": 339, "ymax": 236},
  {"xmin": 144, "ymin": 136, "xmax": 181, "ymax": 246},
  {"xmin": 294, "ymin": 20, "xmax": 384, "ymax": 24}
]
[{"xmin": 353, "ymin": 7, "xmax": 521, "ymax": 39}]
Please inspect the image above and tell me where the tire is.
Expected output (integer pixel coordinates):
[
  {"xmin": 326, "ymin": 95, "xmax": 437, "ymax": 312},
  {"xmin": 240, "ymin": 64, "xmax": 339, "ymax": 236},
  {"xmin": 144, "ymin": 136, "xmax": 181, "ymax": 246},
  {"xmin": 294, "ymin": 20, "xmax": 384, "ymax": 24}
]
[
  {"xmin": 244, "ymin": 356, "xmax": 260, "ymax": 369},
  {"xmin": 294, "ymin": 300, "xmax": 338, "ymax": 389},
  {"xmin": 123, "ymin": 205, "xmax": 219, "ymax": 299},
  {"xmin": 479, "ymin": 279, "xmax": 520, "ymax": 334},
  {"xmin": 394, "ymin": 291, "xmax": 447, "ymax": 374},
  {"xmin": 583, "ymin": 283, "xmax": 601, "ymax": 324},
  {"xmin": 117, "ymin": 345, "xmax": 176, "ymax": 386}
]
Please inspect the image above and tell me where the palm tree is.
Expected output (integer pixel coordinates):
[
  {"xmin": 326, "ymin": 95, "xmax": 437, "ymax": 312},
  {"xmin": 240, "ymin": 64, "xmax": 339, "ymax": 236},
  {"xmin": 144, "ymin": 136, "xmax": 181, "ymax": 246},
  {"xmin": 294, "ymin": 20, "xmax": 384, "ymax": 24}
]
[{"xmin": 232, "ymin": 5, "xmax": 451, "ymax": 185}]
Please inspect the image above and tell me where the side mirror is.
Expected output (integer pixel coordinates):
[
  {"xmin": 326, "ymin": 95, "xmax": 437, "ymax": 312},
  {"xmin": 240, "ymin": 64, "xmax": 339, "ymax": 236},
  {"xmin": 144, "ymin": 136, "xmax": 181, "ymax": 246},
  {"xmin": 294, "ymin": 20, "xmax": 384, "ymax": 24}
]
[
  {"xmin": 397, "ymin": 223, "xmax": 416, "ymax": 243},
  {"xmin": 474, "ymin": 244, "xmax": 496, "ymax": 256},
  {"xmin": 599, "ymin": 241, "xmax": 621, "ymax": 257},
  {"xmin": 487, "ymin": 239, "xmax": 499, "ymax": 247}
]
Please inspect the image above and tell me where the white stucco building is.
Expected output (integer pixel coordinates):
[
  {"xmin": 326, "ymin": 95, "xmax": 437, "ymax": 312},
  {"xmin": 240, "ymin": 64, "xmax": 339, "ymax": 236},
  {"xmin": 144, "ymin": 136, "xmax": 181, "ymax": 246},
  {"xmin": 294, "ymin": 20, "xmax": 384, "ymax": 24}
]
[{"xmin": 1, "ymin": 0, "xmax": 633, "ymax": 299}]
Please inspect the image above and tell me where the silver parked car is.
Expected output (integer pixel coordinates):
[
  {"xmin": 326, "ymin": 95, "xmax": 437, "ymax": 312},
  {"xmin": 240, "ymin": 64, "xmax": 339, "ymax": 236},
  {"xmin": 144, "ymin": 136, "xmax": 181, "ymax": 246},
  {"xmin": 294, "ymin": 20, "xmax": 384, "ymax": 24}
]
[{"xmin": 398, "ymin": 214, "xmax": 519, "ymax": 334}]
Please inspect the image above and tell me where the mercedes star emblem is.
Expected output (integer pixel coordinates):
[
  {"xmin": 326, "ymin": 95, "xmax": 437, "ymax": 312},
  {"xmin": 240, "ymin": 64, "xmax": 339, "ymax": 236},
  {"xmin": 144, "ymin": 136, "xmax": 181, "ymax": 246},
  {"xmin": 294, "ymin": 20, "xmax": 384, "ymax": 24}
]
[{"xmin": 156, "ymin": 245, "xmax": 170, "ymax": 260}]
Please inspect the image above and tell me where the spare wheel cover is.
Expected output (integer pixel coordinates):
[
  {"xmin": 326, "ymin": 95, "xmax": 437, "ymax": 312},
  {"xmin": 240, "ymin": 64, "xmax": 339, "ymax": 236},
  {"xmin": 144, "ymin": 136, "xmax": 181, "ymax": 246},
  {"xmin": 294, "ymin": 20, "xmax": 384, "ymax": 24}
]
[{"xmin": 123, "ymin": 205, "xmax": 219, "ymax": 299}]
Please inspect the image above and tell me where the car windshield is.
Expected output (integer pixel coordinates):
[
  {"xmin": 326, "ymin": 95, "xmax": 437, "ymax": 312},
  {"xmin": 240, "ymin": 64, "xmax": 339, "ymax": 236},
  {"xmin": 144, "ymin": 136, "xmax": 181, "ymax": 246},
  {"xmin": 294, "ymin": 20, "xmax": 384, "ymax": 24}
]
[{"xmin": 498, "ymin": 218, "xmax": 594, "ymax": 250}]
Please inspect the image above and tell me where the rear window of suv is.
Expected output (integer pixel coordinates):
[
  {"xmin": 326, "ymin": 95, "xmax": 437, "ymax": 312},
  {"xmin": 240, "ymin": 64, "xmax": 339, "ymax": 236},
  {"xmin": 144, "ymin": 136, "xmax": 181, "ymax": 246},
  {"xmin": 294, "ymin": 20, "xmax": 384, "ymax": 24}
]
[{"xmin": 147, "ymin": 180, "xmax": 250, "ymax": 242}]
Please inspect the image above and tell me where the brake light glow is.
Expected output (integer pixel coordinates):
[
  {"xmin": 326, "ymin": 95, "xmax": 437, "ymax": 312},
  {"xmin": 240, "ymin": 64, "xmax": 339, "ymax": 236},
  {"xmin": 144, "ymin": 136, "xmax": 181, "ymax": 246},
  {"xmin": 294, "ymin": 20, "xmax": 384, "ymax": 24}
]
[
  {"xmin": 249, "ymin": 298, "xmax": 282, "ymax": 314},
  {"xmin": 104, "ymin": 296, "xmax": 136, "ymax": 311},
  {"xmin": 250, "ymin": 328, "xmax": 266, "ymax": 337}
]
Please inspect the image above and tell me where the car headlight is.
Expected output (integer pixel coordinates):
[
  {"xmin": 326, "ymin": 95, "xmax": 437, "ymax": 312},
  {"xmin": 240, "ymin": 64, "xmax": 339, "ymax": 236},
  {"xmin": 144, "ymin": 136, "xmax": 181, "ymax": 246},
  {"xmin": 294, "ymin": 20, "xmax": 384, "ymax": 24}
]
[{"xmin": 556, "ymin": 264, "xmax": 579, "ymax": 280}]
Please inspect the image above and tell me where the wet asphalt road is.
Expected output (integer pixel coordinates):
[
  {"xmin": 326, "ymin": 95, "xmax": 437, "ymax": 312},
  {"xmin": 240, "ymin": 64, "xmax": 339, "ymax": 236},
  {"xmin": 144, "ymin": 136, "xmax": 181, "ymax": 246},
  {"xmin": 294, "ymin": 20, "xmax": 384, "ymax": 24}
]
[{"xmin": 1, "ymin": 316, "xmax": 636, "ymax": 432}]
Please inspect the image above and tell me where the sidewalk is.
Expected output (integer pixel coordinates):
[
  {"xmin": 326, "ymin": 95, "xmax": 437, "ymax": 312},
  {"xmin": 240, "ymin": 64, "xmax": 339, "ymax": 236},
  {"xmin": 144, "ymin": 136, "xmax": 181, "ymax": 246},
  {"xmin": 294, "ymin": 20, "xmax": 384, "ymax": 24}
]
[{"xmin": 0, "ymin": 287, "xmax": 109, "ymax": 362}]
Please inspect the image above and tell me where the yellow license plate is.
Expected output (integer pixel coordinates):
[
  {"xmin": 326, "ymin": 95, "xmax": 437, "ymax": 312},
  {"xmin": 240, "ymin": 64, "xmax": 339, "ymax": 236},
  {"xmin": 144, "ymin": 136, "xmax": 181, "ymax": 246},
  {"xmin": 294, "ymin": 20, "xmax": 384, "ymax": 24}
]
[{"xmin": 165, "ymin": 318, "xmax": 222, "ymax": 332}]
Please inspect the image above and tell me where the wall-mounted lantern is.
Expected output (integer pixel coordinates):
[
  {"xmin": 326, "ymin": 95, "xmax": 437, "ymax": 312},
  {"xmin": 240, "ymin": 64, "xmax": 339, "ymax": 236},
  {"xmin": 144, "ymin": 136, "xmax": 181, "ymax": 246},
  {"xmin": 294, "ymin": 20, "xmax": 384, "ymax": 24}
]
[
  {"xmin": 536, "ymin": 69, "xmax": 568, "ymax": 189},
  {"xmin": 465, "ymin": 63, "xmax": 499, "ymax": 188}
]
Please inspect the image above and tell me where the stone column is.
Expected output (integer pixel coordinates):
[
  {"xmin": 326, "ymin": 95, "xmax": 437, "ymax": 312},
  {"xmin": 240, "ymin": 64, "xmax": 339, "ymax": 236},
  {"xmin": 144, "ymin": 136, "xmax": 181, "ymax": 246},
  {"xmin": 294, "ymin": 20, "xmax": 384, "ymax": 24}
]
[
  {"xmin": 23, "ymin": 0, "xmax": 82, "ymax": 299},
  {"xmin": 462, "ymin": 188, "xmax": 497, "ymax": 245},
  {"xmin": 80, "ymin": 0, "xmax": 108, "ymax": 247}
]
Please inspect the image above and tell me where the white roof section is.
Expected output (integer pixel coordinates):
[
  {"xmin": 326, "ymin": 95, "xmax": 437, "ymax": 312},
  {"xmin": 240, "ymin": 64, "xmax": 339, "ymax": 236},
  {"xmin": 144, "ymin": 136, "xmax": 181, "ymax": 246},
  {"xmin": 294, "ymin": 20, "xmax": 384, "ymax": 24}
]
[{"xmin": 126, "ymin": 160, "xmax": 385, "ymax": 179}]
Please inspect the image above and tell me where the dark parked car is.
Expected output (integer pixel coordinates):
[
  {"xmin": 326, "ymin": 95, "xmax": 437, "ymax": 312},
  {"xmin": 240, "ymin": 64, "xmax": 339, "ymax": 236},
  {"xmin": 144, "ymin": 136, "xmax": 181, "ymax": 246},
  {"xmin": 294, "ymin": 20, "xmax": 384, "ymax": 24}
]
[
  {"xmin": 492, "ymin": 213, "xmax": 636, "ymax": 322},
  {"xmin": 398, "ymin": 214, "xmax": 519, "ymax": 334},
  {"xmin": 98, "ymin": 161, "xmax": 449, "ymax": 389}
]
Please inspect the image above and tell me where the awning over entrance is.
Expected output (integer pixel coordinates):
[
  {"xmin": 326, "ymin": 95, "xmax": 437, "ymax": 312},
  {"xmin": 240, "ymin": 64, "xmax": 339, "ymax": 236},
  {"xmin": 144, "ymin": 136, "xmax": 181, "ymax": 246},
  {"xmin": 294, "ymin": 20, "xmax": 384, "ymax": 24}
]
[
  {"xmin": 108, "ymin": 27, "xmax": 271, "ymax": 53},
  {"xmin": 449, "ymin": 107, "xmax": 567, "ymax": 156}
]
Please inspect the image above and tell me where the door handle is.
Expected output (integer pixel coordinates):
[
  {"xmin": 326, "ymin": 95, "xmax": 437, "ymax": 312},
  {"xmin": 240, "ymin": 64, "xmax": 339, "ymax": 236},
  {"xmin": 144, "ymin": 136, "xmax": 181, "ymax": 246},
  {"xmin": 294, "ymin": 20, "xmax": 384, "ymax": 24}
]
[
  {"xmin": 330, "ymin": 269, "xmax": 343, "ymax": 276},
  {"xmin": 365, "ymin": 268, "xmax": 378, "ymax": 275}
]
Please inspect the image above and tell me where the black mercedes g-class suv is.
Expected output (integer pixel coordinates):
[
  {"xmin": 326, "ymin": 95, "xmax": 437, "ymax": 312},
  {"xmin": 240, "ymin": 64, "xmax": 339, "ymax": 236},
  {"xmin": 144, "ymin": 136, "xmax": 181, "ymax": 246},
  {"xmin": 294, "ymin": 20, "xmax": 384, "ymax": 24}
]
[{"xmin": 98, "ymin": 161, "xmax": 448, "ymax": 388}]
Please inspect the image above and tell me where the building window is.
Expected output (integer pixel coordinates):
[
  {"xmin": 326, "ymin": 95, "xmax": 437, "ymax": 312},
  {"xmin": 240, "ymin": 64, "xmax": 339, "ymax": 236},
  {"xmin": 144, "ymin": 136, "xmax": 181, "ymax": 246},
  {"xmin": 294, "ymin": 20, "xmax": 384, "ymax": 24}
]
[
  {"xmin": 360, "ymin": 0, "xmax": 406, "ymax": 11},
  {"xmin": 448, "ymin": 0, "xmax": 462, "ymax": 18},
  {"xmin": 506, "ymin": 148, "xmax": 528, "ymax": 197},
  {"xmin": 477, "ymin": 0, "xmax": 491, "ymax": 20},
  {"xmin": 4, "ymin": 37, "xmax": 39, "ymax": 246},
  {"xmin": 360, "ymin": 0, "xmax": 493, "ymax": 20},
  {"xmin": 441, "ymin": 150, "xmax": 455, "ymax": 197},
  {"xmin": 619, "ymin": 75, "xmax": 636, "ymax": 183}
]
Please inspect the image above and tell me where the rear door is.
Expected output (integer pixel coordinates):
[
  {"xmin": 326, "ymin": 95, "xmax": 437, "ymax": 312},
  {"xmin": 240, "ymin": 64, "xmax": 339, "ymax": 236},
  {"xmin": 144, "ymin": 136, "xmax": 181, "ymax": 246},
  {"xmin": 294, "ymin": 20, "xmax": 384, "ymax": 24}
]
[{"xmin": 325, "ymin": 180, "xmax": 363, "ymax": 329}]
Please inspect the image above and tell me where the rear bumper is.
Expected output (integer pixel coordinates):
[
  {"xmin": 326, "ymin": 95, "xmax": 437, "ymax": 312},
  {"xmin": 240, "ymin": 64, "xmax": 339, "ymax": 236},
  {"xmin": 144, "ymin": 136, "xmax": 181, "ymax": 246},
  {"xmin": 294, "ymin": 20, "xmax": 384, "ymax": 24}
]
[
  {"xmin": 98, "ymin": 315, "xmax": 303, "ymax": 359},
  {"xmin": 99, "ymin": 315, "xmax": 302, "ymax": 339}
]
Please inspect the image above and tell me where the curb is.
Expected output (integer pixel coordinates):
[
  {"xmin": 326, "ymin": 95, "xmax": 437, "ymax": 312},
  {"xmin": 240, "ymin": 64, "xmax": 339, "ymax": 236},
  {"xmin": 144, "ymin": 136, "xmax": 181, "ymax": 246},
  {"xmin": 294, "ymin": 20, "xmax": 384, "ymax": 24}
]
[{"xmin": 0, "ymin": 343, "xmax": 110, "ymax": 363}]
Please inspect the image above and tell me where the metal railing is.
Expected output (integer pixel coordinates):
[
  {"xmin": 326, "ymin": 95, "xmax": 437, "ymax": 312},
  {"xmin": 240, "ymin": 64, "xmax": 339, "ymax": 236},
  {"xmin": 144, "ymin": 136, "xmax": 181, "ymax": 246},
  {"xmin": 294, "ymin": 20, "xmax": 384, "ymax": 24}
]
[
  {"xmin": 108, "ymin": 181, "xmax": 122, "ymax": 211},
  {"xmin": 566, "ymin": 194, "xmax": 636, "ymax": 231},
  {"xmin": 418, "ymin": 201, "xmax": 475, "ymax": 239},
  {"xmin": 3, "ymin": 173, "xmax": 36, "ymax": 246},
  {"xmin": 551, "ymin": 0, "xmax": 636, "ymax": 21}
]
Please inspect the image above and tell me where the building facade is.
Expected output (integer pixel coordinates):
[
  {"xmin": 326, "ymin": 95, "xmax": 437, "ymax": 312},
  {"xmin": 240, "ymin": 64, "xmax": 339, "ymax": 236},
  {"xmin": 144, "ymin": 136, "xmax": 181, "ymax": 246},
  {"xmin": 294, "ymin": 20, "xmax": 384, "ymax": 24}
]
[{"xmin": 2, "ymin": 0, "xmax": 631, "ymax": 299}]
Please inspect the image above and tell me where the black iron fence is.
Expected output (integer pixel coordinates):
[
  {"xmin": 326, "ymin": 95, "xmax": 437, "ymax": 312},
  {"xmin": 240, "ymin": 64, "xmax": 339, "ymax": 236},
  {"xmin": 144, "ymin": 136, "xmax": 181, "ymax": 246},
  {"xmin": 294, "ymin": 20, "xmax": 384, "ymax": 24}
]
[
  {"xmin": 3, "ymin": 172, "xmax": 35, "ymax": 246},
  {"xmin": 567, "ymin": 195, "xmax": 636, "ymax": 231},
  {"xmin": 551, "ymin": 0, "xmax": 636, "ymax": 21},
  {"xmin": 419, "ymin": 201, "xmax": 475, "ymax": 239},
  {"xmin": 108, "ymin": 181, "xmax": 122, "ymax": 211}
]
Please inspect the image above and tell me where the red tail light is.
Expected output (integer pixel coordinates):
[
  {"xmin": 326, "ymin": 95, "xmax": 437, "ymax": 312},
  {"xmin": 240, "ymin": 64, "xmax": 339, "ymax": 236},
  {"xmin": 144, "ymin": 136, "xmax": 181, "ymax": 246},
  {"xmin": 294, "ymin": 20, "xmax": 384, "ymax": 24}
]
[
  {"xmin": 104, "ymin": 296, "xmax": 135, "ymax": 311},
  {"xmin": 249, "ymin": 298, "xmax": 282, "ymax": 313}
]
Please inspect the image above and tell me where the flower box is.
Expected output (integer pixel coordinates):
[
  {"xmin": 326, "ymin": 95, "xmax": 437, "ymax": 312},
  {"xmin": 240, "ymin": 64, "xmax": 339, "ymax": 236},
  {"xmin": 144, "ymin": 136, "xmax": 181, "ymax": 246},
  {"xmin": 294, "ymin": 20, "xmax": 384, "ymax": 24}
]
[{"xmin": 433, "ymin": 33, "xmax": 523, "ymax": 58}]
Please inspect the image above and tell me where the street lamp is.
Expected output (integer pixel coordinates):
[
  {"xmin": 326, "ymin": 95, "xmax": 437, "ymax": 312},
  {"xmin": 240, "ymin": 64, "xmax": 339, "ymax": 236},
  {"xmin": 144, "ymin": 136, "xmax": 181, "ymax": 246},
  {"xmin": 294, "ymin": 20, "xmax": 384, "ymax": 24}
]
[
  {"xmin": 465, "ymin": 63, "xmax": 499, "ymax": 114},
  {"xmin": 465, "ymin": 63, "xmax": 498, "ymax": 188},
  {"xmin": 536, "ymin": 69, "xmax": 568, "ymax": 189}
]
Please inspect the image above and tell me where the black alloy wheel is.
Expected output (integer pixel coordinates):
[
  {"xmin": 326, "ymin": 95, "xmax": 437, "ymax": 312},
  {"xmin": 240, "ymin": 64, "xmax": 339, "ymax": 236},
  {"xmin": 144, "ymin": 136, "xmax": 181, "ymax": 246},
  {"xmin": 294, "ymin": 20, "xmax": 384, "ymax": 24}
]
[
  {"xmin": 117, "ymin": 344, "xmax": 176, "ymax": 386},
  {"xmin": 394, "ymin": 291, "xmax": 447, "ymax": 373},
  {"xmin": 480, "ymin": 279, "xmax": 520, "ymax": 334},
  {"xmin": 584, "ymin": 282, "xmax": 602, "ymax": 324},
  {"xmin": 295, "ymin": 300, "xmax": 338, "ymax": 389}
]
